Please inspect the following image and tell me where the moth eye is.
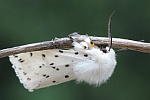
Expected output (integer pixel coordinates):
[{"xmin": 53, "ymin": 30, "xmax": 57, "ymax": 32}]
[{"xmin": 90, "ymin": 41, "xmax": 94, "ymax": 47}]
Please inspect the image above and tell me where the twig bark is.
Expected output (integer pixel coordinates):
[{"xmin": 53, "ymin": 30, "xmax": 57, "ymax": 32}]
[{"xmin": 0, "ymin": 34, "xmax": 149, "ymax": 58}]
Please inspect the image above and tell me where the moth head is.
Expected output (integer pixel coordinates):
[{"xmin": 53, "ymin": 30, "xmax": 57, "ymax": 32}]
[
  {"xmin": 83, "ymin": 37, "xmax": 111, "ymax": 53},
  {"xmin": 95, "ymin": 44, "xmax": 109, "ymax": 53}
]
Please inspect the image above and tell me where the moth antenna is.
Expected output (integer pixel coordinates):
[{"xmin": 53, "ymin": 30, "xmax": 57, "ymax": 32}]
[{"xmin": 108, "ymin": 11, "xmax": 115, "ymax": 51}]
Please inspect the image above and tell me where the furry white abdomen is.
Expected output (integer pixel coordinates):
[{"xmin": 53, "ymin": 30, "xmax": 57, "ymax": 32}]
[{"xmin": 73, "ymin": 47, "xmax": 116, "ymax": 85}]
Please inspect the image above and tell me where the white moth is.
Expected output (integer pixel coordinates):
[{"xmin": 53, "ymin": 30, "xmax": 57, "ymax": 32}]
[{"xmin": 9, "ymin": 34, "xmax": 116, "ymax": 92}]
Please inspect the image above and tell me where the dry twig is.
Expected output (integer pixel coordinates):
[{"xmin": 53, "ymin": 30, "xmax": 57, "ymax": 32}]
[{"xmin": 0, "ymin": 33, "xmax": 149, "ymax": 58}]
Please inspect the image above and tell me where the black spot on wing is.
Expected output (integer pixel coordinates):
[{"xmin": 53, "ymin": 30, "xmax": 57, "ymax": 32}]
[
  {"xmin": 75, "ymin": 52, "xmax": 78, "ymax": 55},
  {"xmin": 39, "ymin": 66, "xmax": 42, "ymax": 68},
  {"xmin": 18, "ymin": 67, "xmax": 22, "ymax": 70},
  {"xmin": 55, "ymin": 55, "xmax": 59, "ymax": 57},
  {"xmin": 65, "ymin": 75, "xmax": 69, "ymax": 78},
  {"xmin": 27, "ymin": 78, "xmax": 31, "ymax": 81},
  {"xmin": 50, "ymin": 63, "xmax": 54, "ymax": 65},
  {"xmin": 42, "ymin": 54, "xmax": 45, "ymax": 57},
  {"xmin": 56, "ymin": 68, "xmax": 59, "ymax": 71},
  {"xmin": 23, "ymin": 72, "xmax": 27, "ymax": 75},
  {"xmin": 43, "ymin": 74, "xmax": 49, "ymax": 78},
  {"xmin": 30, "ymin": 53, "xmax": 33, "ymax": 57},
  {"xmin": 46, "ymin": 75, "xmax": 49, "ymax": 78},
  {"xmin": 39, "ymin": 64, "xmax": 45, "ymax": 68},
  {"xmin": 13, "ymin": 55, "xmax": 18, "ymax": 58},
  {"xmin": 18, "ymin": 59, "xmax": 25, "ymax": 63},
  {"xmin": 51, "ymin": 66, "xmax": 59, "ymax": 71},
  {"xmin": 35, "ymin": 73, "xmax": 39, "ymax": 75},
  {"xmin": 53, "ymin": 81, "xmax": 56, "ymax": 83},
  {"xmin": 84, "ymin": 54, "xmax": 88, "ymax": 57},
  {"xmin": 65, "ymin": 64, "xmax": 69, "ymax": 67},
  {"xmin": 59, "ymin": 50, "xmax": 63, "ymax": 53},
  {"xmin": 52, "ymin": 67, "xmax": 56, "ymax": 69}
]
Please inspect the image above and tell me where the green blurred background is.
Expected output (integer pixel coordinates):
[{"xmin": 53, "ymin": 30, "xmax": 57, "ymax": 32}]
[{"xmin": 0, "ymin": 0, "xmax": 150, "ymax": 100}]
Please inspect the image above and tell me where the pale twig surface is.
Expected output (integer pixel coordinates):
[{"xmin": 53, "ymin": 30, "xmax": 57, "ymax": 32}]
[{"xmin": 0, "ymin": 34, "xmax": 149, "ymax": 58}]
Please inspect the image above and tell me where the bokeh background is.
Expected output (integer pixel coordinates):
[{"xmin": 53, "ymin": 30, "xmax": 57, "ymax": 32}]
[{"xmin": 0, "ymin": 0, "xmax": 150, "ymax": 100}]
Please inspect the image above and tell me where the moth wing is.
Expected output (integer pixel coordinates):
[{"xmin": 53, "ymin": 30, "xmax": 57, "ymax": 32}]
[{"xmin": 9, "ymin": 49, "xmax": 86, "ymax": 92}]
